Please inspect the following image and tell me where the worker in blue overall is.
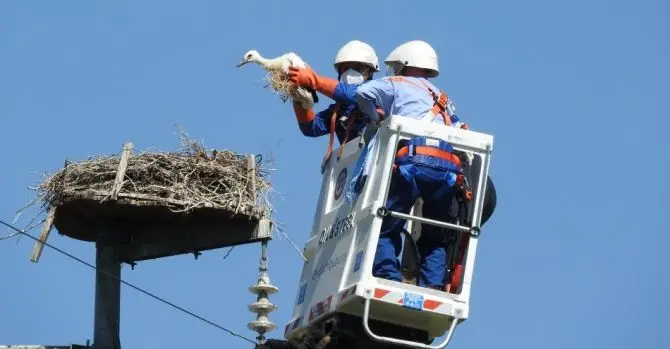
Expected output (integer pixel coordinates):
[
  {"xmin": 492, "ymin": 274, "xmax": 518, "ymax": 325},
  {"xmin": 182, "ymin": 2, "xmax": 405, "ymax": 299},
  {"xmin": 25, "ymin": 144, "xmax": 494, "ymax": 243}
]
[
  {"xmin": 291, "ymin": 41, "xmax": 495, "ymax": 228},
  {"xmin": 287, "ymin": 40, "xmax": 380, "ymax": 167},
  {"xmin": 353, "ymin": 40, "xmax": 487, "ymax": 289}
]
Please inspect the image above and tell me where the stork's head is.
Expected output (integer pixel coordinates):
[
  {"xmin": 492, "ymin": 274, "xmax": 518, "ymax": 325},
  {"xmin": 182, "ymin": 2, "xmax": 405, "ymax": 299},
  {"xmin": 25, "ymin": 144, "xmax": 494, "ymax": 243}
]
[{"xmin": 237, "ymin": 50, "xmax": 261, "ymax": 67}]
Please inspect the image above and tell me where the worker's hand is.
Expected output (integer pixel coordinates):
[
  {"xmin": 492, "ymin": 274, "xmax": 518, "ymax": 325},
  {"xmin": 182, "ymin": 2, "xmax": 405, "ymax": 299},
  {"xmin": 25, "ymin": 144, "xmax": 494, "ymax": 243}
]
[
  {"xmin": 375, "ymin": 107, "xmax": 385, "ymax": 122},
  {"xmin": 288, "ymin": 66, "xmax": 320, "ymax": 90}
]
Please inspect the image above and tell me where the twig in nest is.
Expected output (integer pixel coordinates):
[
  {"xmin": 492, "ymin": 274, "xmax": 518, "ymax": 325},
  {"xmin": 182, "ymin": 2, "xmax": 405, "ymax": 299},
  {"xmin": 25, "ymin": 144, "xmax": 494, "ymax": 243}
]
[
  {"xmin": 31, "ymin": 131, "xmax": 275, "ymax": 220},
  {"xmin": 264, "ymin": 71, "xmax": 312, "ymax": 106},
  {"xmin": 265, "ymin": 71, "xmax": 293, "ymax": 103}
]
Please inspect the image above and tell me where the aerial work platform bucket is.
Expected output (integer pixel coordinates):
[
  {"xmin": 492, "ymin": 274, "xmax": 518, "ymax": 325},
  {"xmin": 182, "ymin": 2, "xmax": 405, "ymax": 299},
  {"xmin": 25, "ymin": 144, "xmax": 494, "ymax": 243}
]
[{"xmin": 284, "ymin": 115, "xmax": 494, "ymax": 349}]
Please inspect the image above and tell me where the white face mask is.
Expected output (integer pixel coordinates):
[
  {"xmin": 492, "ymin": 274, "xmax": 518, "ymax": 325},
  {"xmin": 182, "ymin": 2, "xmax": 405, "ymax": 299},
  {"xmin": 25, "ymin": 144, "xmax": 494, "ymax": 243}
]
[{"xmin": 340, "ymin": 69, "xmax": 365, "ymax": 85}]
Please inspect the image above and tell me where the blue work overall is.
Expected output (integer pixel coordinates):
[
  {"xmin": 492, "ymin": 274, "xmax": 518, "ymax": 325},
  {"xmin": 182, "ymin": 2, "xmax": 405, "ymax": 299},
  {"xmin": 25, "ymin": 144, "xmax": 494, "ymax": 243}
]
[{"xmin": 373, "ymin": 136, "xmax": 464, "ymax": 289}]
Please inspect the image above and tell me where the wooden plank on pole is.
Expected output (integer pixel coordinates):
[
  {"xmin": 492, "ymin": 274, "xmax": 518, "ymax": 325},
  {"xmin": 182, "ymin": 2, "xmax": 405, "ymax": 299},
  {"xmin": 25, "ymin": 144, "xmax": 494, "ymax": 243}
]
[
  {"xmin": 111, "ymin": 142, "xmax": 133, "ymax": 200},
  {"xmin": 30, "ymin": 206, "xmax": 56, "ymax": 263},
  {"xmin": 247, "ymin": 154, "xmax": 256, "ymax": 202}
]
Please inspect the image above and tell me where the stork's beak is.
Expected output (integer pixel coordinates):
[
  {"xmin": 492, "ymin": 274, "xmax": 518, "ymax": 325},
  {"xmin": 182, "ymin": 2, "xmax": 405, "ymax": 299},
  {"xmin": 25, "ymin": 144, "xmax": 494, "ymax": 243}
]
[{"xmin": 236, "ymin": 59, "xmax": 249, "ymax": 68}]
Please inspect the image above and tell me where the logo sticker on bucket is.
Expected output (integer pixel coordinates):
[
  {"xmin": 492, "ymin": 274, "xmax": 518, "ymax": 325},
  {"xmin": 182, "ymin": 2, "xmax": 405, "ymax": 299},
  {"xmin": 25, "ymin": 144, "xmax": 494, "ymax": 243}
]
[{"xmin": 403, "ymin": 292, "xmax": 424, "ymax": 311}]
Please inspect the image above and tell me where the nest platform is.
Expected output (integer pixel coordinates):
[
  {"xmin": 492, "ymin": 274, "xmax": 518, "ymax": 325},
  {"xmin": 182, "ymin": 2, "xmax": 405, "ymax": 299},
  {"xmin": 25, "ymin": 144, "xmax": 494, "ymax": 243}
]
[{"xmin": 32, "ymin": 137, "xmax": 274, "ymax": 264}]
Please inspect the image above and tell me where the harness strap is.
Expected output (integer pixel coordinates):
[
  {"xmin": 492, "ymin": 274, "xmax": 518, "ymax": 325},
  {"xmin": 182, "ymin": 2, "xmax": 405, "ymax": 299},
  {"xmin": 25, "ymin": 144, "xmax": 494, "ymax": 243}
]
[
  {"xmin": 388, "ymin": 77, "xmax": 451, "ymax": 126},
  {"xmin": 321, "ymin": 103, "xmax": 340, "ymax": 172},
  {"xmin": 459, "ymin": 175, "xmax": 473, "ymax": 200},
  {"xmin": 396, "ymin": 145, "xmax": 462, "ymax": 168},
  {"xmin": 431, "ymin": 92, "xmax": 450, "ymax": 125},
  {"xmin": 336, "ymin": 111, "xmax": 361, "ymax": 160}
]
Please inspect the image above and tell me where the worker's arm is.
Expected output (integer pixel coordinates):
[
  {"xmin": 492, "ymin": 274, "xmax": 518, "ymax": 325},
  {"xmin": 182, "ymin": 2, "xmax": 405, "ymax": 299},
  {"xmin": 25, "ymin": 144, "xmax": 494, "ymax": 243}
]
[
  {"xmin": 355, "ymin": 77, "xmax": 395, "ymax": 123},
  {"xmin": 288, "ymin": 66, "xmax": 362, "ymax": 105},
  {"xmin": 330, "ymin": 82, "xmax": 360, "ymax": 104},
  {"xmin": 292, "ymin": 101, "xmax": 338, "ymax": 137}
]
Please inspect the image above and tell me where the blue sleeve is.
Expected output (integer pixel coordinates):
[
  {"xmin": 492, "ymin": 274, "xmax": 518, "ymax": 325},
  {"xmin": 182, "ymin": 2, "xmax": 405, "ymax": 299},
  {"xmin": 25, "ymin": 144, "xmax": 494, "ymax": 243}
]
[
  {"xmin": 298, "ymin": 103, "xmax": 337, "ymax": 137},
  {"xmin": 354, "ymin": 78, "xmax": 395, "ymax": 122},
  {"xmin": 331, "ymin": 82, "xmax": 359, "ymax": 104}
]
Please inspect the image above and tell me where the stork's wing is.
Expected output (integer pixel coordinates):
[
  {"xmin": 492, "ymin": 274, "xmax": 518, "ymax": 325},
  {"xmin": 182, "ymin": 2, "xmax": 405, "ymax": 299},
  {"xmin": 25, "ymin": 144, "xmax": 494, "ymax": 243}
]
[
  {"xmin": 294, "ymin": 86, "xmax": 317, "ymax": 105},
  {"xmin": 284, "ymin": 52, "xmax": 306, "ymax": 68}
]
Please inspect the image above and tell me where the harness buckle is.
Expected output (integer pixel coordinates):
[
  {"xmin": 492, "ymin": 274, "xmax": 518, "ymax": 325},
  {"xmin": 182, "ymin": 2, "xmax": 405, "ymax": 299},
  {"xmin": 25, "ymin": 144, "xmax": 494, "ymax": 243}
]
[{"xmin": 457, "ymin": 175, "xmax": 473, "ymax": 202}]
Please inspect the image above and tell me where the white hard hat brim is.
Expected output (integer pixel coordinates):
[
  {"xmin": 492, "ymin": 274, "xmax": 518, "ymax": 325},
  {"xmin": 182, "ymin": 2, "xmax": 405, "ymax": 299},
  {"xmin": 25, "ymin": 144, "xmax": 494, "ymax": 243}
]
[
  {"xmin": 334, "ymin": 40, "xmax": 380, "ymax": 72},
  {"xmin": 384, "ymin": 40, "xmax": 439, "ymax": 77}
]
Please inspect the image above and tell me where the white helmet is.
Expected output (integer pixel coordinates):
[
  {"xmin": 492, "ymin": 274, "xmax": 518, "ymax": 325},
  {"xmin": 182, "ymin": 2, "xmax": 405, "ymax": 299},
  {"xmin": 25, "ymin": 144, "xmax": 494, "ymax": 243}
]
[
  {"xmin": 334, "ymin": 40, "xmax": 380, "ymax": 72},
  {"xmin": 384, "ymin": 40, "xmax": 439, "ymax": 78}
]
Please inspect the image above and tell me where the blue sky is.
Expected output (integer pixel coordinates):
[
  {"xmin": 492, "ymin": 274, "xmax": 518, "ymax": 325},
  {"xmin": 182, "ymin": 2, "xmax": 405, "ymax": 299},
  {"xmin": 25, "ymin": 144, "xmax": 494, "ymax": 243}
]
[{"xmin": 1, "ymin": 0, "xmax": 667, "ymax": 348}]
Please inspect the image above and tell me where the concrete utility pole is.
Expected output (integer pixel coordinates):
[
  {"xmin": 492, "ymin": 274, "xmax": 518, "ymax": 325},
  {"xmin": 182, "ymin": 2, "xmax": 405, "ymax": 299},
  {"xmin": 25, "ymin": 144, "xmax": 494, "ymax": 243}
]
[{"xmin": 93, "ymin": 239, "xmax": 121, "ymax": 349}]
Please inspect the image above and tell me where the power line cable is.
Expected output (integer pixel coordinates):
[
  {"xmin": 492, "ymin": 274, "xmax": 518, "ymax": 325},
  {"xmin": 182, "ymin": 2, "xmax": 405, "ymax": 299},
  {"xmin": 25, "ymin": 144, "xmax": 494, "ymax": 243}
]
[{"xmin": 0, "ymin": 219, "xmax": 258, "ymax": 346}]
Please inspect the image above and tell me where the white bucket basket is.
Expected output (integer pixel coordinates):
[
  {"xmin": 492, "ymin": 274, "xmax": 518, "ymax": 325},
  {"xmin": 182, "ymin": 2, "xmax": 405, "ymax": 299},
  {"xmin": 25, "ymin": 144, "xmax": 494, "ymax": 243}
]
[{"xmin": 284, "ymin": 115, "xmax": 494, "ymax": 349}]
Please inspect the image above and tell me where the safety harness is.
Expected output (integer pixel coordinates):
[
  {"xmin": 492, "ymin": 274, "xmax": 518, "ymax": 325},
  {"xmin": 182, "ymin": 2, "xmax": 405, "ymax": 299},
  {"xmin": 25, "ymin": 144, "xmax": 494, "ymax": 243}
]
[
  {"xmin": 321, "ymin": 103, "xmax": 368, "ymax": 173},
  {"xmin": 386, "ymin": 76, "xmax": 472, "ymax": 199},
  {"xmin": 385, "ymin": 77, "xmax": 475, "ymax": 293},
  {"xmin": 394, "ymin": 137, "xmax": 463, "ymax": 200},
  {"xmin": 336, "ymin": 109, "xmax": 365, "ymax": 159},
  {"xmin": 320, "ymin": 103, "xmax": 340, "ymax": 173},
  {"xmin": 321, "ymin": 77, "xmax": 466, "ymax": 173},
  {"xmin": 387, "ymin": 76, "xmax": 453, "ymax": 126}
]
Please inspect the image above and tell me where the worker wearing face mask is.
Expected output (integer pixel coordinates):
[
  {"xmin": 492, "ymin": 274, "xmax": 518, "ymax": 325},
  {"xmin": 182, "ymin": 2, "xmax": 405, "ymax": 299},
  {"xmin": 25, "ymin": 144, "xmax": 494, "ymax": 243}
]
[{"xmin": 288, "ymin": 40, "xmax": 380, "ymax": 167}]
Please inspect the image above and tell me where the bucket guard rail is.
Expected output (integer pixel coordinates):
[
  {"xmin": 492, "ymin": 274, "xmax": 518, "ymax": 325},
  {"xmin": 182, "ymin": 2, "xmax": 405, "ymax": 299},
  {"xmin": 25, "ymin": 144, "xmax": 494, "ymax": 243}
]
[
  {"xmin": 359, "ymin": 116, "xmax": 493, "ymax": 349},
  {"xmin": 284, "ymin": 114, "xmax": 494, "ymax": 349},
  {"xmin": 362, "ymin": 296, "xmax": 459, "ymax": 349}
]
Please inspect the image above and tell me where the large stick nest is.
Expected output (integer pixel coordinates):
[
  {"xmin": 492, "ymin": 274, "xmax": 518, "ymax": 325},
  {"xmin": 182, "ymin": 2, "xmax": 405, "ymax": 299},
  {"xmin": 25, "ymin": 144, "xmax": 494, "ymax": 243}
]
[{"xmin": 34, "ymin": 131, "xmax": 273, "ymax": 220}]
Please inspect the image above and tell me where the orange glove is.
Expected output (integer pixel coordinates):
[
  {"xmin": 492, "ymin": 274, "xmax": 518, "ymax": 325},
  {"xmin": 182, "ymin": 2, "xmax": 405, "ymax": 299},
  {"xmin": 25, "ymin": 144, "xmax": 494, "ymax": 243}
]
[
  {"xmin": 287, "ymin": 66, "xmax": 338, "ymax": 98},
  {"xmin": 288, "ymin": 66, "xmax": 319, "ymax": 89}
]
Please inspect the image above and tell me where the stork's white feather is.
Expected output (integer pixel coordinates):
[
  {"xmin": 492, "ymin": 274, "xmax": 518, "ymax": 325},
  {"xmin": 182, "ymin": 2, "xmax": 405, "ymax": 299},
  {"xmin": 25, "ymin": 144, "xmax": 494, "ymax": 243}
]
[
  {"xmin": 237, "ymin": 49, "xmax": 315, "ymax": 109},
  {"xmin": 279, "ymin": 52, "xmax": 307, "ymax": 71}
]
